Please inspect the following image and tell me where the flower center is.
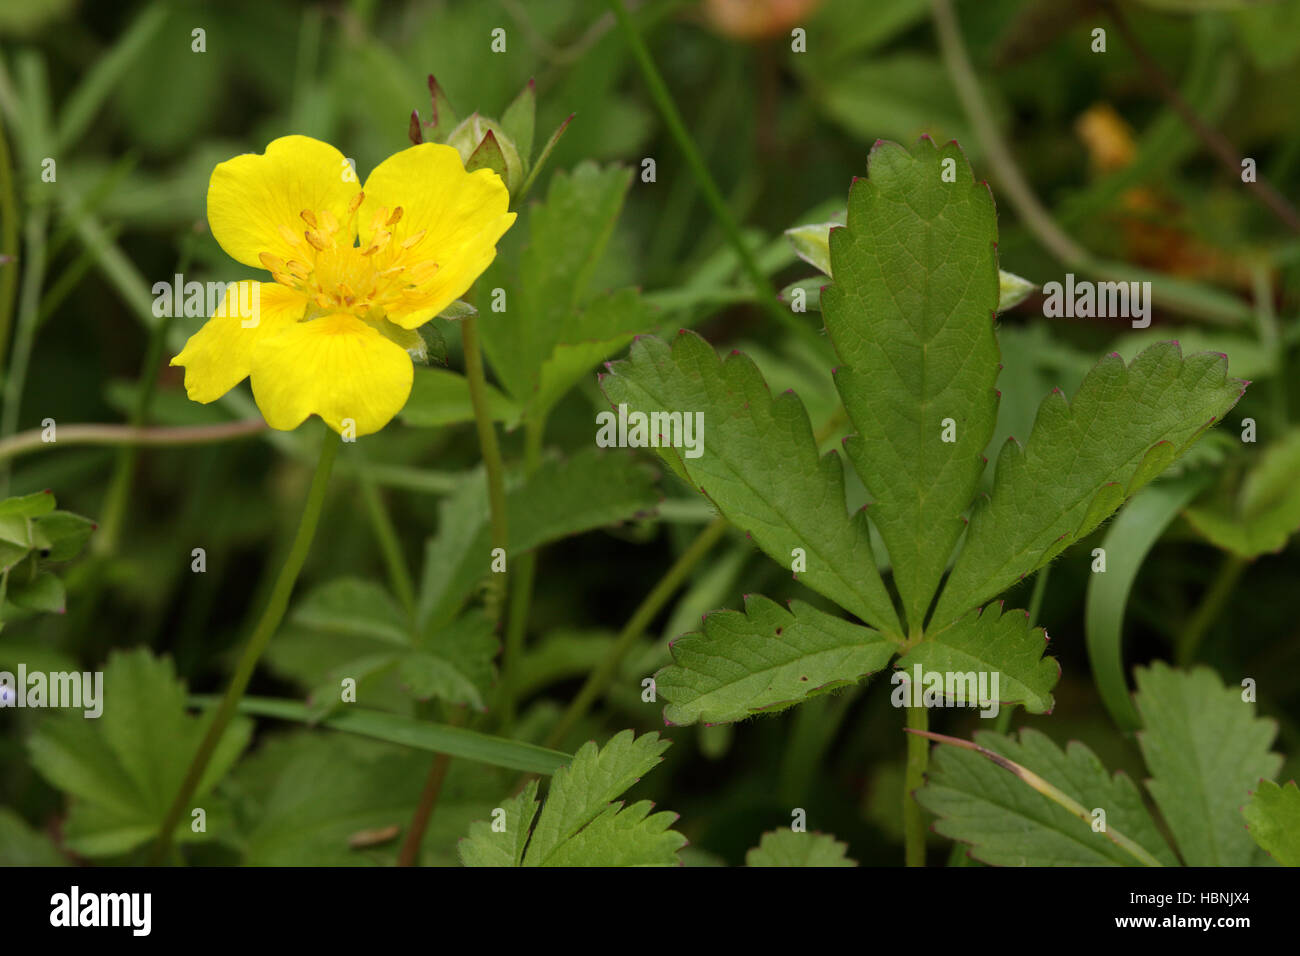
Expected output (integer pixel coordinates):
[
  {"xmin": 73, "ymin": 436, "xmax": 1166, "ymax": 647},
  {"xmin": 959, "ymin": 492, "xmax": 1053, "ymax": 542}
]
[{"xmin": 258, "ymin": 192, "xmax": 440, "ymax": 322}]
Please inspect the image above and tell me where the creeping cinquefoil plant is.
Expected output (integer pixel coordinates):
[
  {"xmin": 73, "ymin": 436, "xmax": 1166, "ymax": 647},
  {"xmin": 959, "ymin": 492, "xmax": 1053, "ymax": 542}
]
[{"xmin": 603, "ymin": 138, "xmax": 1265, "ymax": 865}]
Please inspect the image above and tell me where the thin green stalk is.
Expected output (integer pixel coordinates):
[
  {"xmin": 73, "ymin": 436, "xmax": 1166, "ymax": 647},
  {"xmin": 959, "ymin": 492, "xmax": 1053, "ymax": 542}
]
[
  {"xmin": 152, "ymin": 428, "xmax": 341, "ymax": 864},
  {"xmin": 930, "ymin": 0, "xmax": 1250, "ymax": 327},
  {"xmin": 605, "ymin": 0, "xmax": 822, "ymax": 350},
  {"xmin": 395, "ymin": 706, "xmax": 462, "ymax": 867},
  {"xmin": 397, "ymin": 308, "xmax": 508, "ymax": 859},
  {"xmin": 499, "ymin": 415, "xmax": 546, "ymax": 730},
  {"xmin": 94, "ymin": 236, "xmax": 191, "ymax": 554},
  {"xmin": 544, "ymin": 516, "xmax": 729, "ymax": 750},
  {"xmin": 903, "ymin": 704, "xmax": 929, "ymax": 867},
  {"xmin": 0, "ymin": 202, "xmax": 47, "ymax": 494},
  {"xmin": 359, "ymin": 466, "xmax": 416, "ymax": 618},
  {"xmin": 1251, "ymin": 263, "xmax": 1286, "ymax": 428},
  {"xmin": 0, "ymin": 419, "xmax": 266, "ymax": 463},
  {"xmin": 1176, "ymin": 552, "xmax": 1247, "ymax": 666},
  {"xmin": 0, "ymin": 114, "xmax": 18, "ymax": 374},
  {"xmin": 460, "ymin": 313, "xmax": 509, "ymax": 623}
]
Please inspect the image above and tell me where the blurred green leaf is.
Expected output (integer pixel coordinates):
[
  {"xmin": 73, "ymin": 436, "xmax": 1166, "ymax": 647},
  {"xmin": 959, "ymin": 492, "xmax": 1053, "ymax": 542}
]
[
  {"xmin": 1136, "ymin": 662, "xmax": 1281, "ymax": 866},
  {"xmin": 1242, "ymin": 779, "xmax": 1300, "ymax": 866},
  {"xmin": 746, "ymin": 828, "xmax": 858, "ymax": 866},
  {"xmin": 27, "ymin": 648, "xmax": 252, "ymax": 857},
  {"xmin": 1185, "ymin": 429, "xmax": 1300, "ymax": 557}
]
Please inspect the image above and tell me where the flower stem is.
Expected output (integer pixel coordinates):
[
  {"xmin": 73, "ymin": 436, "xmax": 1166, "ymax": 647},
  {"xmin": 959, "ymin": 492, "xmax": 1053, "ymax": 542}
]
[
  {"xmin": 499, "ymin": 415, "xmax": 545, "ymax": 731},
  {"xmin": 903, "ymin": 703, "xmax": 929, "ymax": 867},
  {"xmin": 396, "ymin": 311, "xmax": 509, "ymax": 862},
  {"xmin": 0, "ymin": 115, "xmax": 18, "ymax": 376},
  {"xmin": 151, "ymin": 427, "xmax": 340, "ymax": 864},
  {"xmin": 0, "ymin": 202, "xmax": 48, "ymax": 494},
  {"xmin": 359, "ymin": 465, "xmax": 416, "ymax": 618},
  {"xmin": 460, "ymin": 313, "xmax": 509, "ymax": 623},
  {"xmin": 544, "ymin": 516, "xmax": 728, "ymax": 751}
]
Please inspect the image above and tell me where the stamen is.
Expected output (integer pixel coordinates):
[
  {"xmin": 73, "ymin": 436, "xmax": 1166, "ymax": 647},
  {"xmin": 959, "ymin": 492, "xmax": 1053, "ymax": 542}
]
[
  {"xmin": 300, "ymin": 209, "xmax": 318, "ymax": 229},
  {"xmin": 318, "ymin": 209, "xmax": 339, "ymax": 234},
  {"xmin": 259, "ymin": 252, "xmax": 288, "ymax": 272},
  {"xmin": 304, "ymin": 230, "xmax": 330, "ymax": 251},
  {"xmin": 386, "ymin": 207, "xmax": 404, "ymax": 226},
  {"xmin": 400, "ymin": 230, "xmax": 427, "ymax": 249}
]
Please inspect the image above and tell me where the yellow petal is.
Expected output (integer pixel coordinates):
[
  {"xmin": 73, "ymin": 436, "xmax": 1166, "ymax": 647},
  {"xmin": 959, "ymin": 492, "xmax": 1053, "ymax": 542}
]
[
  {"xmin": 359, "ymin": 143, "xmax": 516, "ymax": 327},
  {"xmin": 170, "ymin": 282, "xmax": 308, "ymax": 403},
  {"xmin": 249, "ymin": 313, "xmax": 413, "ymax": 436},
  {"xmin": 208, "ymin": 135, "xmax": 361, "ymax": 269}
]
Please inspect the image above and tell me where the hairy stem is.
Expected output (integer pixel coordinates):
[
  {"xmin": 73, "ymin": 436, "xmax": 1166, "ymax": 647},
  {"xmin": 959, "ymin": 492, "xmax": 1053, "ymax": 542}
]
[{"xmin": 152, "ymin": 428, "xmax": 340, "ymax": 864}]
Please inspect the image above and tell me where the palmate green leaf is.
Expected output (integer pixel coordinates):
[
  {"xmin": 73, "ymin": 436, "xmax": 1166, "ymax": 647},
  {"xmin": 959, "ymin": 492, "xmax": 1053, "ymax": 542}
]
[
  {"xmin": 459, "ymin": 730, "xmax": 685, "ymax": 867},
  {"xmin": 531, "ymin": 288, "xmax": 655, "ymax": 420},
  {"xmin": 284, "ymin": 578, "xmax": 496, "ymax": 712},
  {"xmin": 657, "ymin": 596, "xmax": 895, "ymax": 726},
  {"xmin": 418, "ymin": 448, "xmax": 658, "ymax": 629},
  {"xmin": 601, "ymin": 331, "xmax": 901, "ymax": 637},
  {"xmin": 481, "ymin": 162, "xmax": 650, "ymax": 411},
  {"xmin": 896, "ymin": 602, "xmax": 1058, "ymax": 714},
  {"xmin": 1135, "ymin": 662, "xmax": 1281, "ymax": 866},
  {"xmin": 917, "ymin": 727, "xmax": 1179, "ymax": 867},
  {"xmin": 1242, "ymin": 780, "xmax": 1300, "ymax": 866},
  {"xmin": 291, "ymin": 578, "xmax": 410, "ymax": 645},
  {"xmin": 1185, "ymin": 429, "xmax": 1300, "ymax": 557},
  {"xmin": 746, "ymin": 829, "xmax": 858, "ymax": 867},
  {"xmin": 824, "ymin": 138, "xmax": 1000, "ymax": 631},
  {"xmin": 931, "ymin": 342, "xmax": 1246, "ymax": 629},
  {"xmin": 27, "ymin": 648, "xmax": 251, "ymax": 857},
  {"xmin": 460, "ymin": 781, "xmax": 539, "ymax": 867}
]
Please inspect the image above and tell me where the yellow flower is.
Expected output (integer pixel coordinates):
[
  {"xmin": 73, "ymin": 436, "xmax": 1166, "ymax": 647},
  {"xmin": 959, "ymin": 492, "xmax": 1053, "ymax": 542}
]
[{"xmin": 171, "ymin": 135, "xmax": 515, "ymax": 436}]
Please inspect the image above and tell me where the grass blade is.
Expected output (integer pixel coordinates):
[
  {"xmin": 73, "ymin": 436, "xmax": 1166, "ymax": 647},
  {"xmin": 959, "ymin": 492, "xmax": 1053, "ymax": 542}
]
[{"xmin": 189, "ymin": 694, "xmax": 572, "ymax": 775}]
